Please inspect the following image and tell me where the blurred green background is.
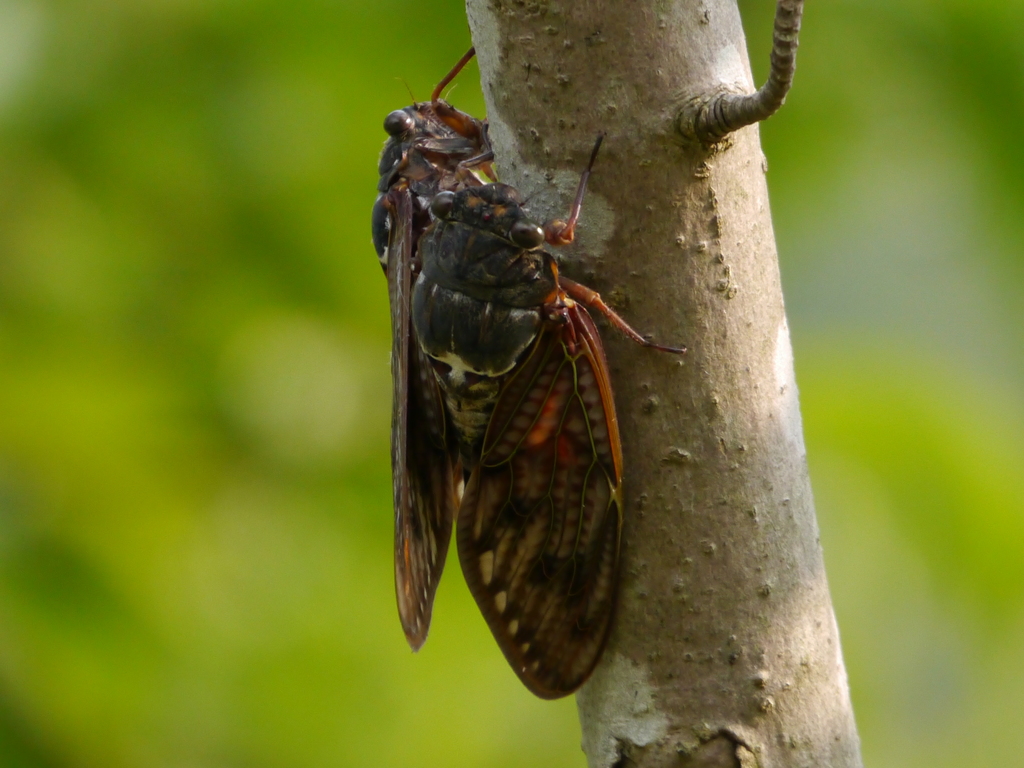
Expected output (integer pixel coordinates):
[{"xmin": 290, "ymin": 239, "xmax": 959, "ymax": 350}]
[{"xmin": 0, "ymin": 0, "xmax": 1021, "ymax": 766}]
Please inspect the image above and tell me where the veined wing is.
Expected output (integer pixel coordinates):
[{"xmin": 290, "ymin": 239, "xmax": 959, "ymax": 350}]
[
  {"xmin": 457, "ymin": 305, "xmax": 623, "ymax": 698},
  {"xmin": 387, "ymin": 186, "xmax": 460, "ymax": 650}
]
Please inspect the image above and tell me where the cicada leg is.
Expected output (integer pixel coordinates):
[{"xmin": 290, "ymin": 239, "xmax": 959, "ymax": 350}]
[
  {"xmin": 431, "ymin": 47, "xmax": 477, "ymax": 103},
  {"xmin": 544, "ymin": 134, "xmax": 605, "ymax": 246},
  {"xmin": 559, "ymin": 277, "xmax": 686, "ymax": 354}
]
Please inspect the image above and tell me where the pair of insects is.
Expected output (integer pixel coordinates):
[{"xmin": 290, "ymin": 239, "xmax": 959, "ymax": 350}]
[{"xmin": 373, "ymin": 49, "xmax": 684, "ymax": 698}]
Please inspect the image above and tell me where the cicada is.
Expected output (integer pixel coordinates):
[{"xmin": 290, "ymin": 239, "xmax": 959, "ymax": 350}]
[{"xmin": 381, "ymin": 125, "xmax": 685, "ymax": 696}]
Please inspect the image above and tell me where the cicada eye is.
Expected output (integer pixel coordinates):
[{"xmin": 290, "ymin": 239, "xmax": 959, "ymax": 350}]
[
  {"xmin": 431, "ymin": 191, "xmax": 455, "ymax": 219},
  {"xmin": 509, "ymin": 220, "xmax": 545, "ymax": 249},
  {"xmin": 384, "ymin": 110, "xmax": 416, "ymax": 137}
]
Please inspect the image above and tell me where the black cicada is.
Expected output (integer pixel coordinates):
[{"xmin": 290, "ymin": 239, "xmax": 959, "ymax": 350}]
[{"xmin": 378, "ymin": 89, "xmax": 684, "ymax": 694}]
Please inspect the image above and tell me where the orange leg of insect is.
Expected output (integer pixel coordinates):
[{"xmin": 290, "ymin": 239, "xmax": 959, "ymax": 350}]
[
  {"xmin": 559, "ymin": 277, "xmax": 687, "ymax": 354},
  {"xmin": 544, "ymin": 134, "xmax": 605, "ymax": 246},
  {"xmin": 432, "ymin": 47, "xmax": 476, "ymax": 103},
  {"xmin": 431, "ymin": 48, "xmax": 487, "ymax": 142}
]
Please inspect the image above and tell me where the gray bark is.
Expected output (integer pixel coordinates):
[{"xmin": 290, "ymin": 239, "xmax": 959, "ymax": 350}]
[{"xmin": 464, "ymin": 1, "xmax": 862, "ymax": 767}]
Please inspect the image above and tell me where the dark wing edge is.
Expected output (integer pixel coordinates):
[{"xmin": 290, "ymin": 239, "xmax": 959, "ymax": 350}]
[
  {"xmin": 457, "ymin": 306, "xmax": 624, "ymax": 698},
  {"xmin": 387, "ymin": 186, "xmax": 460, "ymax": 650}
]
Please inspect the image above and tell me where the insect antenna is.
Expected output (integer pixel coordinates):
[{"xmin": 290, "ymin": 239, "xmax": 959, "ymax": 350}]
[
  {"xmin": 396, "ymin": 78, "xmax": 416, "ymax": 102},
  {"xmin": 431, "ymin": 47, "xmax": 476, "ymax": 104}
]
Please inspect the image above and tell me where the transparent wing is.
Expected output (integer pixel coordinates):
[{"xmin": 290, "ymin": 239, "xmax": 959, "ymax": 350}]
[
  {"xmin": 457, "ymin": 306, "xmax": 623, "ymax": 698},
  {"xmin": 387, "ymin": 186, "xmax": 460, "ymax": 650}
]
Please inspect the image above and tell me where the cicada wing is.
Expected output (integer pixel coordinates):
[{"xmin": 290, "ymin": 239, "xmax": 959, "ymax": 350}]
[
  {"xmin": 457, "ymin": 306, "xmax": 624, "ymax": 698},
  {"xmin": 387, "ymin": 186, "xmax": 459, "ymax": 650}
]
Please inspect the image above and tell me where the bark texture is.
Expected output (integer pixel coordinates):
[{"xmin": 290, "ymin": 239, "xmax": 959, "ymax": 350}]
[{"xmin": 464, "ymin": 2, "xmax": 862, "ymax": 767}]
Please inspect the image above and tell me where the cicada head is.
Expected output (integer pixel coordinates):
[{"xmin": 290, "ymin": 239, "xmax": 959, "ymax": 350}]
[{"xmin": 430, "ymin": 185, "xmax": 546, "ymax": 251}]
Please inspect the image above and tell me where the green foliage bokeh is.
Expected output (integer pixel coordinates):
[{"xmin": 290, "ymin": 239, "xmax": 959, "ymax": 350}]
[{"xmin": 0, "ymin": 1, "xmax": 1021, "ymax": 766}]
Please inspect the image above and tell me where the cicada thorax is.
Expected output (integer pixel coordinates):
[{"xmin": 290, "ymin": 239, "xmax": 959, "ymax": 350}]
[{"xmin": 411, "ymin": 183, "xmax": 557, "ymax": 462}]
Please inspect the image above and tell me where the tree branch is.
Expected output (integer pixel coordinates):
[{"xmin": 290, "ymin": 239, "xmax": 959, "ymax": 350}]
[
  {"xmin": 679, "ymin": 0, "xmax": 805, "ymax": 145},
  {"xmin": 466, "ymin": 1, "xmax": 859, "ymax": 766}
]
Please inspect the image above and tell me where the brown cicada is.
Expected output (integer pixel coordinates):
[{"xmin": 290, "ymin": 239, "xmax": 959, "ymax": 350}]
[
  {"xmin": 379, "ymin": 100, "xmax": 684, "ymax": 693},
  {"xmin": 408, "ymin": 136, "xmax": 684, "ymax": 697}
]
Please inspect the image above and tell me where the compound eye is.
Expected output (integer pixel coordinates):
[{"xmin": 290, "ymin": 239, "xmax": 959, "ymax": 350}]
[
  {"xmin": 509, "ymin": 220, "xmax": 545, "ymax": 249},
  {"xmin": 384, "ymin": 110, "xmax": 415, "ymax": 137},
  {"xmin": 431, "ymin": 191, "xmax": 455, "ymax": 219}
]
